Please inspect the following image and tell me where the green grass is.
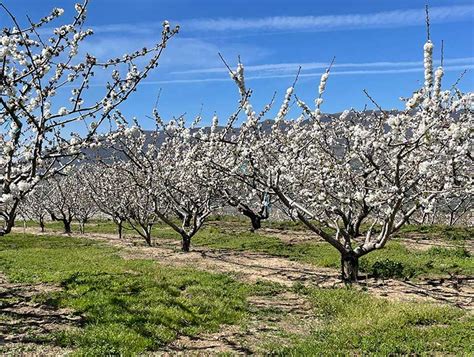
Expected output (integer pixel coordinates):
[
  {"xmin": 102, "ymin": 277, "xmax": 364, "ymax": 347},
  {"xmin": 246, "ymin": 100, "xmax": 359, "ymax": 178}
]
[
  {"xmin": 194, "ymin": 227, "xmax": 341, "ymax": 266},
  {"xmin": 189, "ymin": 227, "xmax": 473, "ymax": 279},
  {"xmin": 20, "ymin": 219, "xmax": 473, "ymax": 279},
  {"xmin": 0, "ymin": 233, "xmax": 274, "ymax": 355},
  {"xmin": 267, "ymin": 286, "xmax": 473, "ymax": 355},
  {"xmin": 1, "ymin": 231, "xmax": 472, "ymax": 355},
  {"xmin": 20, "ymin": 219, "xmax": 181, "ymax": 241},
  {"xmin": 22, "ymin": 217, "xmax": 473, "ymax": 238},
  {"xmin": 359, "ymin": 243, "xmax": 472, "ymax": 279},
  {"xmin": 398, "ymin": 224, "xmax": 474, "ymax": 241}
]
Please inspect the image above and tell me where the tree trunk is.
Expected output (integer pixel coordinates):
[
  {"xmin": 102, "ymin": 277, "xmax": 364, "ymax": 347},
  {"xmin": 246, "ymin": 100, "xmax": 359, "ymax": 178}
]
[
  {"xmin": 63, "ymin": 219, "xmax": 72, "ymax": 234},
  {"xmin": 142, "ymin": 225, "xmax": 152, "ymax": 246},
  {"xmin": 421, "ymin": 212, "xmax": 427, "ymax": 224},
  {"xmin": 183, "ymin": 215, "xmax": 191, "ymax": 228},
  {"xmin": 181, "ymin": 234, "xmax": 191, "ymax": 252},
  {"xmin": 79, "ymin": 221, "xmax": 85, "ymax": 234},
  {"xmin": 0, "ymin": 203, "xmax": 18, "ymax": 236},
  {"xmin": 117, "ymin": 220, "xmax": 123, "ymax": 239},
  {"xmin": 39, "ymin": 219, "xmax": 45, "ymax": 233},
  {"xmin": 341, "ymin": 253, "xmax": 359, "ymax": 283},
  {"xmin": 249, "ymin": 215, "xmax": 261, "ymax": 232},
  {"xmin": 144, "ymin": 234, "xmax": 152, "ymax": 246},
  {"xmin": 176, "ymin": 211, "xmax": 191, "ymax": 228},
  {"xmin": 242, "ymin": 209, "xmax": 262, "ymax": 232},
  {"xmin": 449, "ymin": 212, "xmax": 455, "ymax": 226}
]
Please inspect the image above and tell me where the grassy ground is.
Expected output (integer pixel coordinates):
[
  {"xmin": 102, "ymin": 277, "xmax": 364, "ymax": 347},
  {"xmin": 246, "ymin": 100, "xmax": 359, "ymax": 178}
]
[
  {"xmin": 0, "ymin": 233, "xmax": 273, "ymax": 355},
  {"xmin": 397, "ymin": 224, "xmax": 474, "ymax": 241},
  {"xmin": 19, "ymin": 219, "xmax": 473, "ymax": 280},
  {"xmin": 268, "ymin": 286, "xmax": 473, "ymax": 355},
  {"xmin": 1, "ymin": 232, "xmax": 472, "ymax": 355},
  {"xmin": 193, "ymin": 227, "xmax": 473, "ymax": 279}
]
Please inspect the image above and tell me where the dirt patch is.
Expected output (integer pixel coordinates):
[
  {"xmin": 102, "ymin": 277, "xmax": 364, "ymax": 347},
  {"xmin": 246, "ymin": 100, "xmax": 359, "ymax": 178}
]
[
  {"xmin": 5, "ymin": 227, "xmax": 474, "ymax": 354},
  {"xmin": 164, "ymin": 291, "xmax": 315, "ymax": 355},
  {"xmin": 124, "ymin": 245, "xmax": 474, "ymax": 311},
  {"xmin": 358, "ymin": 276, "xmax": 474, "ymax": 309},
  {"xmin": 22, "ymin": 228, "xmax": 471, "ymax": 311},
  {"xmin": 121, "ymin": 243, "xmax": 340, "ymax": 288},
  {"xmin": 0, "ymin": 274, "xmax": 80, "ymax": 355},
  {"xmin": 261, "ymin": 228, "xmax": 320, "ymax": 244}
]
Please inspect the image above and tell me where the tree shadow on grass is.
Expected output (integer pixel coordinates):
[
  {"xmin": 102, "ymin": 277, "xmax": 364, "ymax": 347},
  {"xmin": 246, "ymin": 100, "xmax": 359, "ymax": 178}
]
[{"xmin": 0, "ymin": 276, "xmax": 82, "ymax": 347}]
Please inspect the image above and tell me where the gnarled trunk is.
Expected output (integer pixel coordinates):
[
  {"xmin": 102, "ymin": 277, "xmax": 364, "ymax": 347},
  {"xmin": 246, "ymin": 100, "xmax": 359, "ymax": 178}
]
[
  {"xmin": 449, "ymin": 212, "xmax": 455, "ymax": 226},
  {"xmin": 142, "ymin": 226, "xmax": 152, "ymax": 246},
  {"xmin": 341, "ymin": 253, "xmax": 359, "ymax": 282},
  {"xmin": 144, "ymin": 235, "xmax": 152, "ymax": 246},
  {"xmin": 183, "ymin": 215, "xmax": 191, "ymax": 228},
  {"xmin": 241, "ymin": 209, "xmax": 262, "ymax": 232},
  {"xmin": 176, "ymin": 211, "xmax": 191, "ymax": 228},
  {"xmin": 250, "ymin": 215, "xmax": 261, "ymax": 232},
  {"xmin": 39, "ymin": 218, "xmax": 45, "ymax": 233},
  {"xmin": 117, "ymin": 220, "xmax": 123, "ymax": 239},
  {"xmin": 0, "ymin": 201, "xmax": 19, "ymax": 236},
  {"xmin": 63, "ymin": 219, "xmax": 72, "ymax": 234},
  {"xmin": 79, "ymin": 221, "xmax": 85, "ymax": 234},
  {"xmin": 181, "ymin": 234, "xmax": 191, "ymax": 252}
]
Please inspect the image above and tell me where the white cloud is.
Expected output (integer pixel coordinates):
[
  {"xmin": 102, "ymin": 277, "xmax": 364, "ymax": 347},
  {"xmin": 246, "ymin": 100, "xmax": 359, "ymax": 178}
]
[
  {"xmin": 162, "ymin": 38, "xmax": 270, "ymax": 69},
  {"xmin": 78, "ymin": 36, "xmax": 269, "ymax": 70},
  {"xmin": 171, "ymin": 57, "xmax": 474, "ymax": 76},
  {"xmin": 72, "ymin": 5, "xmax": 473, "ymax": 36},
  {"xmin": 179, "ymin": 5, "xmax": 474, "ymax": 32},
  {"xmin": 137, "ymin": 64, "xmax": 474, "ymax": 85}
]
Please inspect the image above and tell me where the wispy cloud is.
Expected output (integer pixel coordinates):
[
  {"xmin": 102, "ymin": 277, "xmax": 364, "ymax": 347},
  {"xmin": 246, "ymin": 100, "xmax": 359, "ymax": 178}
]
[
  {"xmin": 82, "ymin": 5, "xmax": 473, "ymax": 35},
  {"xmin": 141, "ymin": 64, "xmax": 473, "ymax": 85},
  {"xmin": 78, "ymin": 36, "xmax": 269, "ymax": 70},
  {"xmin": 171, "ymin": 57, "xmax": 474, "ymax": 76},
  {"xmin": 182, "ymin": 5, "xmax": 473, "ymax": 32}
]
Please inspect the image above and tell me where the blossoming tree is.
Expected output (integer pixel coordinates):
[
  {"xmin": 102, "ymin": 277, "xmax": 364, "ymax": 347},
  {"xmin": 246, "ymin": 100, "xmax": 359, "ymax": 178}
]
[
  {"xmin": 0, "ymin": 1, "xmax": 178, "ymax": 235},
  {"xmin": 18, "ymin": 181, "xmax": 52, "ymax": 232},
  {"xmin": 209, "ymin": 38, "xmax": 472, "ymax": 282},
  {"xmin": 103, "ymin": 111, "xmax": 222, "ymax": 251},
  {"xmin": 81, "ymin": 163, "xmax": 131, "ymax": 239}
]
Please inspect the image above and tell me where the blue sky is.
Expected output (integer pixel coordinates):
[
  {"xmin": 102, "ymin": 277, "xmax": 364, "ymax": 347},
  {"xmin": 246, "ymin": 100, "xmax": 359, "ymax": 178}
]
[{"xmin": 2, "ymin": 0, "xmax": 474, "ymax": 127}]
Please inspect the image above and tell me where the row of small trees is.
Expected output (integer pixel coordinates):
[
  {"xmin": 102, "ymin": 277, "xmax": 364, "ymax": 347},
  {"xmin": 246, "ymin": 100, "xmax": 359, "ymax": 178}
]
[{"xmin": 2, "ymin": 3, "xmax": 472, "ymax": 282}]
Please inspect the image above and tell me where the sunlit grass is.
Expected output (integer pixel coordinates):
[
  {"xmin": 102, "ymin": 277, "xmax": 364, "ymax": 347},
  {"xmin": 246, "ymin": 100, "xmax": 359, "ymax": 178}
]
[
  {"xmin": 19, "ymin": 219, "xmax": 473, "ymax": 279},
  {"xmin": 0, "ymin": 233, "xmax": 271, "ymax": 355},
  {"xmin": 267, "ymin": 286, "xmax": 473, "ymax": 355},
  {"xmin": 1, "ymin": 232, "xmax": 471, "ymax": 355}
]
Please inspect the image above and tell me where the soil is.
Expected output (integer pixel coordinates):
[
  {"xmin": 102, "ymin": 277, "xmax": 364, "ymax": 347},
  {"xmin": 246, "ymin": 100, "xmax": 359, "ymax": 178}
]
[{"xmin": 0, "ymin": 274, "xmax": 79, "ymax": 356}]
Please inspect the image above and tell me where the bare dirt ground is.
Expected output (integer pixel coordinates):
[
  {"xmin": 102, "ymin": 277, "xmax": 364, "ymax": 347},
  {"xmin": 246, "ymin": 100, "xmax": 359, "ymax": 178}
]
[
  {"xmin": 0, "ymin": 274, "xmax": 79, "ymax": 356},
  {"xmin": 12, "ymin": 227, "xmax": 473, "ymax": 309},
  {"xmin": 162, "ymin": 291, "xmax": 315, "ymax": 355},
  {"xmin": 4, "ymin": 226, "xmax": 473, "ymax": 355},
  {"xmin": 205, "ymin": 219, "xmax": 473, "ymax": 253}
]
